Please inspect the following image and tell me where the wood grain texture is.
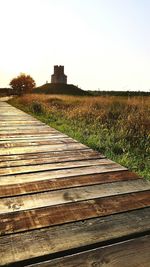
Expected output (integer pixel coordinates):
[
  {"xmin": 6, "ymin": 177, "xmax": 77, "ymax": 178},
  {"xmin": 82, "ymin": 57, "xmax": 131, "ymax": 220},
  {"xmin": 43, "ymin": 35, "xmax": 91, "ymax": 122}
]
[
  {"xmin": 0, "ymin": 134, "xmax": 69, "ymax": 141},
  {"xmin": 0, "ymin": 179, "xmax": 150, "ymax": 214},
  {"xmin": 0, "ymin": 208, "xmax": 150, "ymax": 266},
  {"xmin": 0, "ymin": 150, "xmax": 104, "ymax": 168},
  {"xmin": 0, "ymin": 149, "xmax": 100, "ymax": 162},
  {"xmin": 27, "ymin": 235, "xmax": 150, "ymax": 267},
  {"xmin": 0, "ymin": 191, "xmax": 149, "ymax": 235},
  {"xmin": 0, "ymin": 164, "xmax": 127, "ymax": 186},
  {"xmin": 0, "ymin": 158, "xmax": 117, "ymax": 176},
  {"xmin": 0, "ymin": 137, "xmax": 76, "ymax": 146},
  {"xmin": 0, "ymin": 126, "xmax": 51, "ymax": 131},
  {"xmin": 0, "ymin": 142, "xmax": 87, "ymax": 155},
  {"xmin": 0, "ymin": 130, "xmax": 62, "ymax": 136},
  {"xmin": 0, "ymin": 121, "xmax": 45, "ymax": 125},
  {"xmin": 0, "ymin": 170, "xmax": 137, "ymax": 198}
]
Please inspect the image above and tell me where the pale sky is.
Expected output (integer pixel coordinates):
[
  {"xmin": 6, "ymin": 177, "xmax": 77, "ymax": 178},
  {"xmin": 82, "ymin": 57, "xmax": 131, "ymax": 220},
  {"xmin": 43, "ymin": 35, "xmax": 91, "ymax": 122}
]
[{"xmin": 0, "ymin": 0, "xmax": 150, "ymax": 91}]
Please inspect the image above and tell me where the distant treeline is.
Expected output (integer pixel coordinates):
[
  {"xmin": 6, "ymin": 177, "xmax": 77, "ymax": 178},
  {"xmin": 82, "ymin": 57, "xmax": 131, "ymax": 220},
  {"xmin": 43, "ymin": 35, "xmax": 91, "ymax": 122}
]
[
  {"xmin": 88, "ymin": 90, "xmax": 150, "ymax": 96},
  {"xmin": 0, "ymin": 88, "xmax": 13, "ymax": 96},
  {"xmin": 1, "ymin": 87, "xmax": 150, "ymax": 97}
]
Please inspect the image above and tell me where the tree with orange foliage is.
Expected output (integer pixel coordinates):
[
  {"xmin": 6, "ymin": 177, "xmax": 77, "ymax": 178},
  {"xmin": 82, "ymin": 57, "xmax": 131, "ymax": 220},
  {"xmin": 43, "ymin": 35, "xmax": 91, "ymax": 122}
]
[{"xmin": 9, "ymin": 73, "xmax": 36, "ymax": 95}]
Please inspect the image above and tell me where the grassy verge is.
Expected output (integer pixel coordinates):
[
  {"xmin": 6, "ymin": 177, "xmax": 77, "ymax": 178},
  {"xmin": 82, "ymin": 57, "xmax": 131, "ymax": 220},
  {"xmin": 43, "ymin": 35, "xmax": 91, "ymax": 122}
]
[{"xmin": 8, "ymin": 94, "xmax": 150, "ymax": 180}]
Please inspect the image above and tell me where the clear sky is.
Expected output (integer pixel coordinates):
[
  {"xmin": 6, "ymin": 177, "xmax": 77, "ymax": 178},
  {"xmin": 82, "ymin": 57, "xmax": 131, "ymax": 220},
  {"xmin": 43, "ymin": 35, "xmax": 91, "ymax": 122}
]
[{"xmin": 0, "ymin": 0, "xmax": 150, "ymax": 91}]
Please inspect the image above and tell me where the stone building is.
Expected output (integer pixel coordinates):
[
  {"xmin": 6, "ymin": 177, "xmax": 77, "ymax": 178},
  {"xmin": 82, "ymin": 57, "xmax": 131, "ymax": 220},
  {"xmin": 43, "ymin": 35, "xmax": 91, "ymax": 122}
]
[{"xmin": 51, "ymin": 65, "xmax": 67, "ymax": 84}]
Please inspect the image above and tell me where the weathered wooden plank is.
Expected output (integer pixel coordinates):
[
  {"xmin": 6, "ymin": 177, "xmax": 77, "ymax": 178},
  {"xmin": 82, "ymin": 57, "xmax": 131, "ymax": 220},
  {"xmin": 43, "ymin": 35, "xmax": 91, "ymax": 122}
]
[
  {"xmin": 0, "ymin": 113, "xmax": 36, "ymax": 115},
  {"xmin": 0, "ymin": 127, "xmax": 54, "ymax": 134},
  {"xmin": 0, "ymin": 150, "xmax": 104, "ymax": 168},
  {"xmin": 0, "ymin": 208, "xmax": 150, "ymax": 266},
  {"xmin": 0, "ymin": 125, "xmax": 44, "ymax": 129},
  {"xmin": 0, "ymin": 179, "xmax": 149, "ymax": 214},
  {"xmin": 0, "ymin": 137, "xmax": 77, "ymax": 148},
  {"xmin": 0, "ymin": 125, "xmax": 57, "ymax": 132},
  {"xmin": 0, "ymin": 113, "xmax": 33, "ymax": 116},
  {"xmin": 0, "ymin": 107, "xmax": 29, "ymax": 112},
  {"xmin": 1, "ymin": 191, "xmax": 150, "ymax": 235},
  {"xmin": 0, "ymin": 142, "xmax": 87, "ymax": 155},
  {"xmin": 0, "ymin": 132, "xmax": 64, "ymax": 138},
  {"xmin": 0, "ymin": 115, "xmax": 37, "ymax": 118},
  {"xmin": 0, "ymin": 170, "xmax": 137, "ymax": 197},
  {"xmin": 0, "ymin": 148, "xmax": 93, "ymax": 162},
  {"xmin": 0, "ymin": 127, "xmax": 65, "ymax": 136},
  {"xmin": 0, "ymin": 109, "xmax": 28, "ymax": 112},
  {"xmin": 0, "ymin": 164, "xmax": 127, "ymax": 186},
  {"xmin": 0, "ymin": 129, "xmax": 57, "ymax": 135},
  {"xmin": 0, "ymin": 133, "xmax": 68, "ymax": 141},
  {"xmin": 0, "ymin": 158, "xmax": 117, "ymax": 176},
  {"xmin": 0, "ymin": 120, "xmax": 38, "ymax": 124},
  {"xmin": 0, "ymin": 114, "xmax": 35, "ymax": 116},
  {"xmin": 0, "ymin": 137, "xmax": 72, "ymax": 146},
  {"xmin": 0, "ymin": 115, "xmax": 42, "ymax": 119},
  {"xmin": 27, "ymin": 235, "xmax": 150, "ymax": 267},
  {"xmin": 0, "ymin": 123, "xmax": 48, "ymax": 127},
  {"xmin": 0, "ymin": 107, "xmax": 26, "ymax": 110},
  {"xmin": 0, "ymin": 118, "xmax": 39, "ymax": 121},
  {"xmin": 0, "ymin": 121, "xmax": 44, "ymax": 125}
]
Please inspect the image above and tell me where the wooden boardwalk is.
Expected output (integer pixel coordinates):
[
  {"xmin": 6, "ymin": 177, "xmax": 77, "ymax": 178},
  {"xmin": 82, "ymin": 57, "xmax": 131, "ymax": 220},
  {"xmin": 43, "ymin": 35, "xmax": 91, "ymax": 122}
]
[{"xmin": 0, "ymin": 101, "xmax": 150, "ymax": 267}]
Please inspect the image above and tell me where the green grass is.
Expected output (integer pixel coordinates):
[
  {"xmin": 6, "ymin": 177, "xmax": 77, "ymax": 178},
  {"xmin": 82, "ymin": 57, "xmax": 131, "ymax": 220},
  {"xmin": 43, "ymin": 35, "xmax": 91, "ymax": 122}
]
[{"xmin": 8, "ymin": 94, "xmax": 150, "ymax": 180}]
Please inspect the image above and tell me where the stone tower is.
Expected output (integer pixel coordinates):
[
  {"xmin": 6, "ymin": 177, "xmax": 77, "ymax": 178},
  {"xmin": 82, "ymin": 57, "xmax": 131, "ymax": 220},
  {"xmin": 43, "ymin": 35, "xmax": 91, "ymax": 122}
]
[{"xmin": 51, "ymin": 65, "xmax": 67, "ymax": 84}]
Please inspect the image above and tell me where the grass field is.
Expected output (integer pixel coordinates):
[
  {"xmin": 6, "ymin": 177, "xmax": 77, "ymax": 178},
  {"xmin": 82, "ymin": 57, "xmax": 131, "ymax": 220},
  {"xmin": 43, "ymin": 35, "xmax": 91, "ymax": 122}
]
[{"xmin": 9, "ymin": 94, "xmax": 150, "ymax": 179}]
